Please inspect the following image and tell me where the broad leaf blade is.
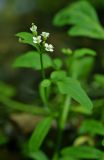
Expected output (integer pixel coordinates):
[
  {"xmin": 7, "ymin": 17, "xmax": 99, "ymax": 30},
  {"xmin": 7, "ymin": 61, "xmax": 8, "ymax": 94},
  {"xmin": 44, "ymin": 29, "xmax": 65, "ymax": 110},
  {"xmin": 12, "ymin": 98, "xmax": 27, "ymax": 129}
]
[
  {"xmin": 29, "ymin": 117, "xmax": 52, "ymax": 153},
  {"xmin": 61, "ymin": 146, "xmax": 104, "ymax": 159},
  {"xmin": 13, "ymin": 51, "xmax": 53, "ymax": 70},
  {"xmin": 57, "ymin": 77, "xmax": 93, "ymax": 111}
]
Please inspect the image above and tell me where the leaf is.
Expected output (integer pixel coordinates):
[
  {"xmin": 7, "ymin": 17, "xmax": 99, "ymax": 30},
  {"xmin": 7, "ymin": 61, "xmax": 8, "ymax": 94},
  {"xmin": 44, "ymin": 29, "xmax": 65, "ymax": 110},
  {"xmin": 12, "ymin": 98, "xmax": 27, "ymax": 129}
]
[
  {"xmin": 57, "ymin": 77, "xmax": 93, "ymax": 111},
  {"xmin": 74, "ymin": 48, "xmax": 96, "ymax": 58},
  {"xmin": 51, "ymin": 70, "xmax": 67, "ymax": 82},
  {"xmin": 53, "ymin": 58, "xmax": 63, "ymax": 70},
  {"xmin": 16, "ymin": 32, "xmax": 34, "ymax": 47},
  {"xmin": 41, "ymin": 79, "xmax": 51, "ymax": 88},
  {"xmin": 62, "ymin": 48, "xmax": 72, "ymax": 55},
  {"xmin": 79, "ymin": 119, "xmax": 104, "ymax": 136},
  {"xmin": 53, "ymin": 1, "xmax": 104, "ymax": 39},
  {"xmin": 13, "ymin": 51, "xmax": 53, "ymax": 70},
  {"xmin": 28, "ymin": 117, "xmax": 52, "ymax": 153},
  {"xmin": 29, "ymin": 151, "xmax": 49, "ymax": 160},
  {"xmin": 61, "ymin": 146, "xmax": 104, "ymax": 159}
]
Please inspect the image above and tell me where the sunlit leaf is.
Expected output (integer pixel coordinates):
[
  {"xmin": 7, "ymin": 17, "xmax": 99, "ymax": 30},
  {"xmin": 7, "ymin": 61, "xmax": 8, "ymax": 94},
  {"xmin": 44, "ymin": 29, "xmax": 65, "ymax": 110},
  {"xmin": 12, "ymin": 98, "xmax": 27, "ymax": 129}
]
[
  {"xmin": 57, "ymin": 77, "xmax": 93, "ymax": 111},
  {"xmin": 53, "ymin": 58, "xmax": 63, "ymax": 70},
  {"xmin": 13, "ymin": 51, "xmax": 53, "ymax": 70},
  {"xmin": 29, "ymin": 151, "xmax": 49, "ymax": 160},
  {"xmin": 51, "ymin": 70, "xmax": 67, "ymax": 82},
  {"xmin": 16, "ymin": 32, "xmax": 34, "ymax": 46},
  {"xmin": 29, "ymin": 117, "xmax": 53, "ymax": 152},
  {"xmin": 61, "ymin": 146, "xmax": 104, "ymax": 159}
]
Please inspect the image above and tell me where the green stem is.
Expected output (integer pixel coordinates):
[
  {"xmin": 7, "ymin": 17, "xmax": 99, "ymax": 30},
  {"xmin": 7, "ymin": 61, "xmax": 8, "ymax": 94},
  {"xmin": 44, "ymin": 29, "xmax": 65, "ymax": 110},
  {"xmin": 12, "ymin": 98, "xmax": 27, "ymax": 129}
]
[
  {"xmin": 59, "ymin": 95, "xmax": 71, "ymax": 129},
  {"xmin": 40, "ymin": 51, "xmax": 45, "ymax": 79},
  {"xmin": 53, "ymin": 95, "xmax": 71, "ymax": 159},
  {"xmin": 39, "ymin": 50, "xmax": 50, "ymax": 111}
]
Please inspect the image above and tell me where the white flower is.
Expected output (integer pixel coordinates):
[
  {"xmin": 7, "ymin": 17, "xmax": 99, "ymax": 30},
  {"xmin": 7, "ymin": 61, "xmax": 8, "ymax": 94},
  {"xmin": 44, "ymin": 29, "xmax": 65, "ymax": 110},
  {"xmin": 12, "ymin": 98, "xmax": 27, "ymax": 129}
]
[
  {"xmin": 33, "ymin": 36, "xmax": 42, "ymax": 44},
  {"xmin": 41, "ymin": 32, "xmax": 49, "ymax": 39},
  {"xmin": 45, "ymin": 43, "xmax": 54, "ymax": 52},
  {"xmin": 30, "ymin": 23, "xmax": 37, "ymax": 32}
]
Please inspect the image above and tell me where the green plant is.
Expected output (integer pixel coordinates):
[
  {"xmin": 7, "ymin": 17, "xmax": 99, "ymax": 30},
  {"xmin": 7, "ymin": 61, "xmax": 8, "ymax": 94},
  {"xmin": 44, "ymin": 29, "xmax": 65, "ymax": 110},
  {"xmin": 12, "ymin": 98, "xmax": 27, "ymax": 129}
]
[{"xmin": 6, "ymin": 21, "xmax": 103, "ymax": 160}]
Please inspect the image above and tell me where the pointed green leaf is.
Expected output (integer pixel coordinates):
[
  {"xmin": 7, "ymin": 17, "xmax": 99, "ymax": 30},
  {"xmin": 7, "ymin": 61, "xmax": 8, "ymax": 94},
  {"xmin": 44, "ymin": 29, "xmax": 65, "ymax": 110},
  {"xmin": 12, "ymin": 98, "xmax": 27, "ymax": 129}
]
[
  {"xmin": 57, "ymin": 77, "xmax": 93, "ymax": 111},
  {"xmin": 29, "ymin": 117, "xmax": 52, "ymax": 153},
  {"xmin": 13, "ymin": 51, "xmax": 53, "ymax": 70}
]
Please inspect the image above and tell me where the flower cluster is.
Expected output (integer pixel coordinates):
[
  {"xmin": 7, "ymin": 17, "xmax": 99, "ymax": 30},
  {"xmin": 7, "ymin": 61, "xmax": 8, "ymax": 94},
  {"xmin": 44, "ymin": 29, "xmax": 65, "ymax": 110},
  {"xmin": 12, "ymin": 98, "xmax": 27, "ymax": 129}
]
[{"xmin": 30, "ymin": 23, "xmax": 54, "ymax": 52}]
